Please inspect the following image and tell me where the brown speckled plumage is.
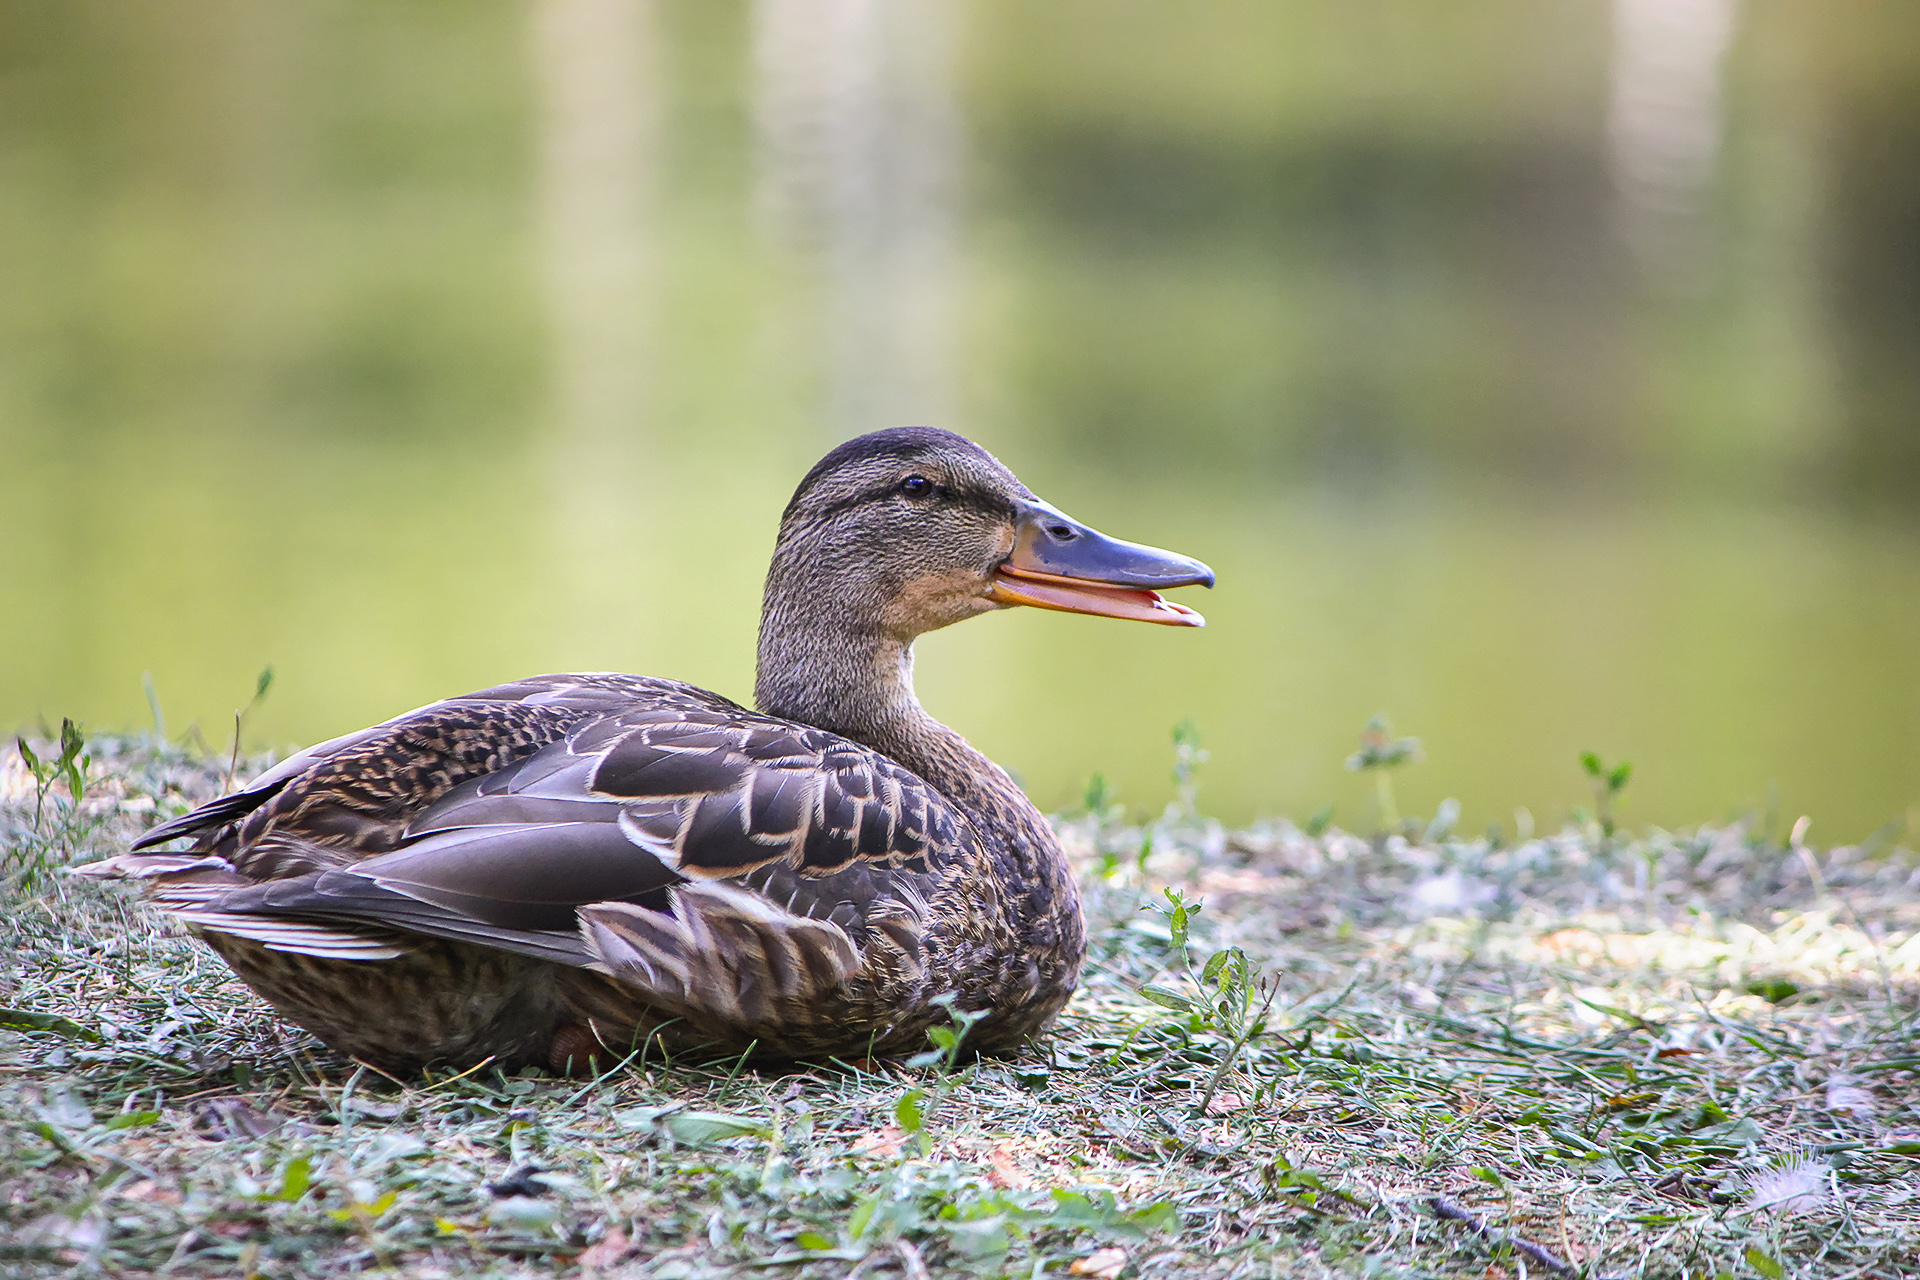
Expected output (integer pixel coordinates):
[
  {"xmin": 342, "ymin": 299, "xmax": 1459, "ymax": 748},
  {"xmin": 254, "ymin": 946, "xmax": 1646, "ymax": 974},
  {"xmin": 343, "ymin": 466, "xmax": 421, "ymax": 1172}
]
[{"xmin": 81, "ymin": 429, "xmax": 1210, "ymax": 1072}]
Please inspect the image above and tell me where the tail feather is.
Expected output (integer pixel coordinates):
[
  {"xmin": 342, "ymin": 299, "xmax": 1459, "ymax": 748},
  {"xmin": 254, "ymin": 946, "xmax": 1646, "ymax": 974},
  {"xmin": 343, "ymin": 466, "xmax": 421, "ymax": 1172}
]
[
  {"xmin": 167, "ymin": 911, "xmax": 408, "ymax": 961},
  {"xmin": 71, "ymin": 853, "xmax": 236, "ymax": 880}
]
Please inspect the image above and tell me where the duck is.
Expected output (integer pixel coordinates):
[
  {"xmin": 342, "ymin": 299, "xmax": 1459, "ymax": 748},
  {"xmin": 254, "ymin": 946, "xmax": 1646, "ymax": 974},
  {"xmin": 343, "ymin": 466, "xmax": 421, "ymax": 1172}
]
[{"xmin": 80, "ymin": 428, "xmax": 1213, "ymax": 1074}]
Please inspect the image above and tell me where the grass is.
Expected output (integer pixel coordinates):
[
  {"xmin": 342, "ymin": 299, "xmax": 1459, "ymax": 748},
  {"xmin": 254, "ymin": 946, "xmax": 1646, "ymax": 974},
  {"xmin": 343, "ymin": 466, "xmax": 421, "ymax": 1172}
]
[{"xmin": 2, "ymin": 731, "xmax": 1917, "ymax": 1279}]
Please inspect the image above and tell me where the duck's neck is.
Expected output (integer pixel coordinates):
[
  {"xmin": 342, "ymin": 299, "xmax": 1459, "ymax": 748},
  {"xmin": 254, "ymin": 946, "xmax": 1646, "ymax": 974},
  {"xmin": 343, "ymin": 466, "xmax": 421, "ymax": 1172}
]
[{"xmin": 754, "ymin": 615, "xmax": 982, "ymax": 799}]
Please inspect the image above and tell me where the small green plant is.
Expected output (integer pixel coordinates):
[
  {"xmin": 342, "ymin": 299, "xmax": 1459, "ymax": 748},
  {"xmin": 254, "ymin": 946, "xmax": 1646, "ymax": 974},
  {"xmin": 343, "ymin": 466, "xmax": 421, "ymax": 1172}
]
[
  {"xmin": 1346, "ymin": 714, "xmax": 1421, "ymax": 832},
  {"xmin": 1189, "ymin": 947, "xmax": 1278, "ymax": 1116},
  {"xmin": 9, "ymin": 719, "xmax": 92, "ymax": 886},
  {"xmin": 1261, "ymin": 1154, "xmax": 1363, "ymax": 1211},
  {"xmin": 1145, "ymin": 885, "xmax": 1201, "ymax": 968},
  {"xmin": 892, "ymin": 994, "xmax": 990, "ymax": 1156},
  {"xmin": 905, "ymin": 993, "xmax": 988, "ymax": 1076},
  {"xmin": 16, "ymin": 719, "xmax": 87, "ymax": 834},
  {"xmin": 1580, "ymin": 751, "xmax": 1632, "ymax": 842},
  {"xmin": 1137, "ymin": 886, "xmax": 1279, "ymax": 1115}
]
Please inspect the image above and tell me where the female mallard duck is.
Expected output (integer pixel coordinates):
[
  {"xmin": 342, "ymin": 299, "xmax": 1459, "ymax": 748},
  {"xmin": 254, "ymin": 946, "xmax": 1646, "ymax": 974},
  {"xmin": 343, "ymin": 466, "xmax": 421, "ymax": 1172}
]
[{"xmin": 82, "ymin": 428, "xmax": 1212, "ymax": 1073}]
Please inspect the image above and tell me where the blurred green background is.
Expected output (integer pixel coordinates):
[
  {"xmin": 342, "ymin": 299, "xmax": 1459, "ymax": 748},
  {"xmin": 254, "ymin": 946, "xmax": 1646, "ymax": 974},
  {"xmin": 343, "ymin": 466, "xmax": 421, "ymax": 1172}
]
[{"xmin": 2, "ymin": 0, "xmax": 1916, "ymax": 838}]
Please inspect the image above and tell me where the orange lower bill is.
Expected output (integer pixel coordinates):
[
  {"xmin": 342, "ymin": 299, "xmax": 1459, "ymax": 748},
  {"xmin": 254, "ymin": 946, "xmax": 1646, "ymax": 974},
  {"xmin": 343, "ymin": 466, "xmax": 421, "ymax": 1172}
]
[{"xmin": 989, "ymin": 567, "xmax": 1205, "ymax": 627}]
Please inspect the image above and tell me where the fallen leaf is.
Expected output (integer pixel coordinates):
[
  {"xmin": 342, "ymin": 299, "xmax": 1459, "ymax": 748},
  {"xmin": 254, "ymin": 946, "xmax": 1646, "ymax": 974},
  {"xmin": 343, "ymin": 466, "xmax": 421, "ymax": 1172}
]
[
  {"xmin": 1069, "ymin": 1246, "xmax": 1128, "ymax": 1278},
  {"xmin": 987, "ymin": 1143, "xmax": 1031, "ymax": 1189},
  {"xmin": 1204, "ymin": 1092, "xmax": 1248, "ymax": 1115},
  {"xmin": 852, "ymin": 1125, "xmax": 906, "ymax": 1158},
  {"xmin": 577, "ymin": 1225, "xmax": 631, "ymax": 1274},
  {"xmin": 1602, "ymin": 1091, "xmax": 1660, "ymax": 1111},
  {"xmin": 116, "ymin": 1180, "xmax": 181, "ymax": 1206}
]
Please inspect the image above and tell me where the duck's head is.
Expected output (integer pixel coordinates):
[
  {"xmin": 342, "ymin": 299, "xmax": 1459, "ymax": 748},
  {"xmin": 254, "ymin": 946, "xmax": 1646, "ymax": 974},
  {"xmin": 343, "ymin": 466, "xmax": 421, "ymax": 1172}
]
[{"xmin": 762, "ymin": 427, "xmax": 1213, "ymax": 648}]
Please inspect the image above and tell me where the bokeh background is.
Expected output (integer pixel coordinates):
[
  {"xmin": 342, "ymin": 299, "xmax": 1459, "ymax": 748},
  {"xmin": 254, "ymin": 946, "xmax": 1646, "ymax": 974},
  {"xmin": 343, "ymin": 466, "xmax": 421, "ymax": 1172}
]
[{"xmin": 2, "ymin": 0, "xmax": 1917, "ymax": 839}]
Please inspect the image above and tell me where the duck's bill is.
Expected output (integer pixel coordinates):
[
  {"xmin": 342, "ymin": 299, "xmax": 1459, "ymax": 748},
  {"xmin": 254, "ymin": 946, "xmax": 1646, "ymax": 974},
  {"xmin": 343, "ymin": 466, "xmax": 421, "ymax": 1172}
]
[
  {"xmin": 989, "ymin": 499, "xmax": 1214, "ymax": 628},
  {"xmin": 990, "ymin": 566, "xmax": 1206, "ymax": 626}
]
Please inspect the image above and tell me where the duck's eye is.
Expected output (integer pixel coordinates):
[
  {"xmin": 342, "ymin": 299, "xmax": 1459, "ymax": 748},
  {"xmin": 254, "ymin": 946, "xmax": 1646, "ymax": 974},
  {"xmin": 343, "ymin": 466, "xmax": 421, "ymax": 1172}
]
[{"xmin": 899, "ymin": 475, "xmax": 935, "ymax": 499}]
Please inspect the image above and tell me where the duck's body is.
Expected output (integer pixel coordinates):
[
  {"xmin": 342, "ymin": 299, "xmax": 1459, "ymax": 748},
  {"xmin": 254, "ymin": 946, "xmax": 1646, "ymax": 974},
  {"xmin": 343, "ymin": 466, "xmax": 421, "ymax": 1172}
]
[
  {"xmin": 83, "ymin": 429, "xmax": 1210, "ymax": 1072},
  {"xmin": 128, "ymin": 671, "xmax": 1079, "ymax": 1070}
]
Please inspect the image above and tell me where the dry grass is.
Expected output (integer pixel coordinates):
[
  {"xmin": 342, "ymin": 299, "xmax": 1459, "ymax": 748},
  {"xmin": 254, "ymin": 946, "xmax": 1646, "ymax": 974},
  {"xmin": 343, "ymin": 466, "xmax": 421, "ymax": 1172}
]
[{"xmin": 3, "ymin": 734, "xmax": 1917, "ymax": 1278}]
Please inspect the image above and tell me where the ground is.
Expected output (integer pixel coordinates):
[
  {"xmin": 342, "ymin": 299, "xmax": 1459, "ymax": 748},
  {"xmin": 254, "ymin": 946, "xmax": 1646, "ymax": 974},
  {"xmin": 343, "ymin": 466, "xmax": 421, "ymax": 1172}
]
[{"xmin": 2, "ymin": 733, "xmax": 1916, "ymax": 1279}]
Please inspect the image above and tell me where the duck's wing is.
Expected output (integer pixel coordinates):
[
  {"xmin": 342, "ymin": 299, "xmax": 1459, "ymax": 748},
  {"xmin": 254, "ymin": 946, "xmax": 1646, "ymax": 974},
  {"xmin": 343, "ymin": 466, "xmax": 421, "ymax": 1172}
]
[
  {"xmin": 402, "ymin": 705, "xmax": 966, "ymax": 1025},
  {"xmin": 106, "ymin": 691, "xmax": 968, "ymax": 1027},
  {"xmin": 127, "ymin": 673, "xmax": 734, "ymax": 869}
]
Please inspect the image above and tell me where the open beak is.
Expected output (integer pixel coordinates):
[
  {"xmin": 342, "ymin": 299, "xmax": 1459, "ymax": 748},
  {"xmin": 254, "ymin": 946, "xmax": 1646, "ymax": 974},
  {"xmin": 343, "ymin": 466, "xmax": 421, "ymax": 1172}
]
[{"xmin": 988, "ymin": 499, "xmax": 1214, "ymax": 627}]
